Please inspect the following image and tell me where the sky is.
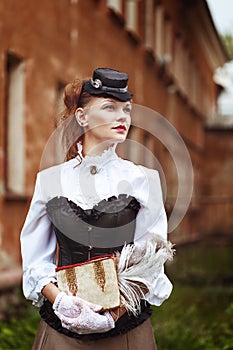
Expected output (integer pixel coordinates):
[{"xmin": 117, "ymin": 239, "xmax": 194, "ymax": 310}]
[
  {"xmin": 206, "ymin": 1, "xmax": 233, "ymax": 114},
  {"xmin": 206, "ymin": 0, "xmax": 233, "ymax": 34}
]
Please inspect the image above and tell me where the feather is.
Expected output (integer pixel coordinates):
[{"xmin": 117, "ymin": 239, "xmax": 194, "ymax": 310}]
[{"xmin": 117, "ymin": 236, "xmax": 174, "ymax": 316}]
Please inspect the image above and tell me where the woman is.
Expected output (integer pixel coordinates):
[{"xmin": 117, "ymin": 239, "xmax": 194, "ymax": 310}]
[{"xmin": 20, "ymin": 68, "xmax": 173, "ymax": 350}]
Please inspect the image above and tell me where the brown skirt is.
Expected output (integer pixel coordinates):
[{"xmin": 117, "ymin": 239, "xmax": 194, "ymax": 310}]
[{"xmin": 32, "ymin": 319, "xmax": 157, "ymax": 350}]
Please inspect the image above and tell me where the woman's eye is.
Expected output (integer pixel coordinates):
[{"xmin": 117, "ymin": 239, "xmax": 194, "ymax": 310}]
[
  {"xmin": 105, "ymin": 104, "xmax": 115, "ymax": 110},
  {"xmin": 124, "ymin": 107, "xmax": 132, "ymax": 114}
]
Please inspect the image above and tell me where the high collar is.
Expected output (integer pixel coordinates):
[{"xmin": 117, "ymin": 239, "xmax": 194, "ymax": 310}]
[{"xmin": 73, "ymin": 142, "xmax": 118, "ymax": 168}]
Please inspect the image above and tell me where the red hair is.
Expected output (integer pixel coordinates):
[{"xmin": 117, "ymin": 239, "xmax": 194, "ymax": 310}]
[{"xmin": 60, "ymin": 79, "xmax": 93, "ymax": 161}]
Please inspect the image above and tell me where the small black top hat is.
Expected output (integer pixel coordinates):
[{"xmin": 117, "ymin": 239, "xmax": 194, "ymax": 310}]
[{"xmin": 83, "ymin": 68, "xmax": 133, "ymax": 101}]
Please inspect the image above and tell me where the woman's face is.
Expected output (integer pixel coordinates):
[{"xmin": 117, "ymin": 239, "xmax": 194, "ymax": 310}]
[{"xmin": 78, "ymin": 97, "xmax": 132, "ymax": 148}]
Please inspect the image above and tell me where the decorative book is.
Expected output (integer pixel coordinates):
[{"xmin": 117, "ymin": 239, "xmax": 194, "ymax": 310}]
[{"xmin": 56, "ymin": 255, "xmax": 120, "ymax": 311}]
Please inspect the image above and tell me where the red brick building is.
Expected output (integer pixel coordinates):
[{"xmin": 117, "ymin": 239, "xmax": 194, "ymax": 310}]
[{"xmin": 0, "ymin": 0, "xmax": 230, "ymax": 287}]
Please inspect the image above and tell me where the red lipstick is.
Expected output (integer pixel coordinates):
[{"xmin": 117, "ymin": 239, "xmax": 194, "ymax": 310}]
[{"xmin": 112, "ymin": 124, "xmax": 127, "ymax": 132}]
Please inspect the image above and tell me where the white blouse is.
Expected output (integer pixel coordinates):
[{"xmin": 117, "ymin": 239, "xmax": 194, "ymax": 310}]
[{"xmin": 20, "ymin": 146, "xmax": 173, "ymax": 307}]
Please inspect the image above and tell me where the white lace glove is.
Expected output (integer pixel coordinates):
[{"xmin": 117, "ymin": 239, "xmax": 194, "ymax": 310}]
[{"xmin": 53, "ymin": 292, "xmax": 115, "ymax": 334}]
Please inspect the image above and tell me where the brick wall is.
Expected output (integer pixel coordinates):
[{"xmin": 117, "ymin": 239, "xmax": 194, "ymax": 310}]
[
  {"xmin": 201, "ymin": 128, "xmax": 233, "ymax": 235},
  {"xmin": 0, "ymin": 0, "xmax": 228, "ymax": 283}
]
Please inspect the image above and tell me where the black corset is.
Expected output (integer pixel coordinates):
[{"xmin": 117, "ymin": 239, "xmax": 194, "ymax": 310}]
[
  {"xmin": 40, "ymin": 194, "xmax": 152, "ymax": 340},
  {"xmin": 46, "ymin": 194, "xmax": 141, "ymax": 266}
]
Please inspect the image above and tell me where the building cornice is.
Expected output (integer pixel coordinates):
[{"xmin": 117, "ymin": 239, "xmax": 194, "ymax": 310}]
[{"xmin": 186, "ymin": 0, "xmax": 228, "ymax": 71}]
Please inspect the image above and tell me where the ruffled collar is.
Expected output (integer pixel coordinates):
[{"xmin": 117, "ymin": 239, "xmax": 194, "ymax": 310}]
[{"xmin": 74, "ymin": 142, "xmax": 118, "ymax": 168}]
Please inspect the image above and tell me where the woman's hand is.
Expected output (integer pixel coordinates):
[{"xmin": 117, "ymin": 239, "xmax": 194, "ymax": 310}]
[
  {"xmin": 52, "ymin": 291, "xmax": 102, "ymax": 317},
  {"xmin": 53, "ymin": 292, "xmax": 115, "ymax": 334}
]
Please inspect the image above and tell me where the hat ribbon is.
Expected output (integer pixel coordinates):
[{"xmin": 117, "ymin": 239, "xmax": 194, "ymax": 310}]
[{"xmin": 91, "ymin": 79, "xmax": 128, "ymax": 93}]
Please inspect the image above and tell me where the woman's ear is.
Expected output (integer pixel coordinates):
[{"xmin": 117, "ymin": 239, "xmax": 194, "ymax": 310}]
[{"xmin": 75, "ymin": 108, "xmax": 88, "ymax": 127}]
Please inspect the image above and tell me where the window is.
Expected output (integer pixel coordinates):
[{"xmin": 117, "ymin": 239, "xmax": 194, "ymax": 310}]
[
  {"xmin": 55, "ymin": 82, "xmax": 66, "ymax": 164},
  {"xmin": 5, "ymin": 53, "xmax": 26, "ymax": 195},
  {"xmin": 164, "ymin": 17, "xmax": 172, "ymax": 70},
  {"xmin": 107, "ymin": 0, "xmax": 122, "ymax": 14},
  {"xmin": 125, "ymin": 0, "xmax": 138, "ymax": 34},
  {"xmin": 173, "ymin": 35, "xmax": 182, "ymax": 88},
  {"xmin": 55, "ymin": 81, "xmax": 66, "ymax": 127},
  {"xmin": 145, "ymin": 0, "xmax": 155, "ymax": 51},
  {"xmin": 154, "ymin": 5, "xmax": 164, "ymax": 59}
]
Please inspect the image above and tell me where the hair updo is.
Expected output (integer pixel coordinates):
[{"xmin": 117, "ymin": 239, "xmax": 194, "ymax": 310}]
[{"xmin": 60, "ymin": 79, "xmax": 93, "ymax": 161}]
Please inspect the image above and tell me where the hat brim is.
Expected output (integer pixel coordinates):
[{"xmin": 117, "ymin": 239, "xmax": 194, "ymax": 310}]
[{"xmin": 83, "ymin": 81, "xmax": 133, "ymax": 102}]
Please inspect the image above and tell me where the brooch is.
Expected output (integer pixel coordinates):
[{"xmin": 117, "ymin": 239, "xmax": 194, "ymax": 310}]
[{"xmin": 90, "ymin": 165, "xmax": 98, "ymax": 175}]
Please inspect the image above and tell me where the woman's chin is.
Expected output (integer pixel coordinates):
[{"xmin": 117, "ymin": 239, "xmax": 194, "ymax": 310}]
[
  {"xmin": 111, "ymin": 137, "xmax": 127, "ymax": 144},
  {"xmin": 112, "ymin": 133, "xmax": 128, "ymax": 143}
]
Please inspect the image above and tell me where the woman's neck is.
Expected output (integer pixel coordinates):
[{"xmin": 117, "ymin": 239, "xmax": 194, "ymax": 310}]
[{"xmin": 82, "ymin": 136, "xmax": 115, "ymax": 157}]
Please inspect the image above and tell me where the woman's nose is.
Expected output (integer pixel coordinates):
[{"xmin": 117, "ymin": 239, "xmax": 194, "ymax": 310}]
[{"xmin": 116, "ymin": 109, "xmax": 127, "ymax": 121}]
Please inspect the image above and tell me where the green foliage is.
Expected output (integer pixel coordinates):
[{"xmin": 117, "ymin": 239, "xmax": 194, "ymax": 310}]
[
  {"xmin": 0, "ymin": 290, "xmax": 40, "ymax": 350},
  {"xmin": 152, "ymin": 238, "xmax": 233, "ymax": 350},
  {"xmin": 221, "ymin": 33, "xmax": 233, "ymax": 60},
  {"xmin": 152, "ymin": 287, "xmax": 233, "ymax": 350},
  {"xmin": 0, "ymin": 312, "xmax": 39, "ymax": 350},
  {"xmin": 0, "ymin": 237, "xmax": 232, "ymax": 350}
]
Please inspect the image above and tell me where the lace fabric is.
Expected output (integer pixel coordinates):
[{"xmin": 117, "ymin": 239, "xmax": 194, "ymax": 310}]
[
  {"xmin": 52, "ymin": 292, "xmax": 114, "ymax": 335},
  {"xmin": 75, "ymin": 142, "xmax": 118, "ymax": 168},
  {"xmin": 55, "ymin": 310, "xmax": 115, "ymax": 335},
  {"xmin": 40, "ymin": 299, "xmax": 152, "ymax": 340}
]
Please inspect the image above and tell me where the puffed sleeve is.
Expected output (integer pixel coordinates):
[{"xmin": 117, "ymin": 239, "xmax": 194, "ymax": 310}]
[
  {"xmin": 133, "ymin": 165, "xmax": 173, "ymax": 306},
  {"xmin": 20, "ymin": 172, "xmax": 57, "ymax": 307}
]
